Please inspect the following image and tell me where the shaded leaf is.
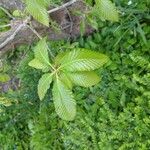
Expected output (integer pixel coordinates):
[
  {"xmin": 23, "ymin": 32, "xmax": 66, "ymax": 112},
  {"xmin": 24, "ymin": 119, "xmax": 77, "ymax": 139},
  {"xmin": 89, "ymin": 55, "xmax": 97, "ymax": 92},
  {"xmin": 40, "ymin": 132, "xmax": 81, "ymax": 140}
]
[{"xmin": 80, "ymin": 20, "xmax": 86, "ymax": 36}]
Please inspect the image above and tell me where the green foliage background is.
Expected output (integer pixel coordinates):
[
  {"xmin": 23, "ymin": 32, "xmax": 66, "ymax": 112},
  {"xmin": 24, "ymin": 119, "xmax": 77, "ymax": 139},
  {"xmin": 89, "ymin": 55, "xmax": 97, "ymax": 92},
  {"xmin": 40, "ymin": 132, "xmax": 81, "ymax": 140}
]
[{"xmin": 0, "ymin": 0, "xmax": 150, "ymax": 149}]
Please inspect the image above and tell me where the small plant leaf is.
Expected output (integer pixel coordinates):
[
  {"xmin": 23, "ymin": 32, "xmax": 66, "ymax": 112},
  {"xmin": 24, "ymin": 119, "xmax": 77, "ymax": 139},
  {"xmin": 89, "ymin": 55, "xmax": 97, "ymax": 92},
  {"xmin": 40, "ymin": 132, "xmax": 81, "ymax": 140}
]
[
  {"xmin": 13, "ymin": 10, "xmax": 24, "ymax": 17},
  {"xmin": 28, "ymin": 59, "xmax": 49, "ymax": 71},
  {"xmin": 26, "ymin": 0, "xmax": 49, "ymax": 26},
  {"xmin": 87, "ymin": 16, "xmax": 98, "ymax": 30},
  {"xmin": 28, "ymin": 38, "xmax": 51, "ymax": 71},
  {"xmin": 0, "ymin": 73, "xmax": 10, "ymax": 82},
  {"xmin": 67, "ymin": 71, "xmax": 101, "ymax": 87},
  {"xmin": 38, "ymin": 73, "xmax": 53, "ymax": 100},
  {"xmin": 0, "ymin": 97, "xmax": 17, "ymax": 107},
  {"xmin": 95, "ymin": 0, "xmax": 119, "ymax": 22},
  {"xmin": 53, "ymin": 79, "xmax": 76, "ymax": 121},
  {"xmin": 57, "ymin": 48, "xmax": 109, "ymax": 72},
  {"xmin": 34, "ymin": 38, "xmax": 50, "ymax": 65}
]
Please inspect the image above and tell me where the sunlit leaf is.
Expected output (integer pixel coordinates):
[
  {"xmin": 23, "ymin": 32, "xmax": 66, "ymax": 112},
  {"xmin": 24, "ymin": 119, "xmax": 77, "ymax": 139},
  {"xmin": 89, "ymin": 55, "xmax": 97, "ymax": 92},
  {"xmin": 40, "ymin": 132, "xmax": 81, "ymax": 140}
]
[
  {"xmin": 38, "ymin": 73, "xmax": 53, "ymax": 100},
  {"xmin": 28, "ymin": 59, "xmax": 49, "ymax": 71},
  {"xmin": 67, "ymin": 71, "xmax": 101, "ymax": 87},
  {"xmin": 95, "ymin": 0, "xmax": 119, "ymax": 22},
  {"xmin": 28, "ymin": 38, "xmax": 51, "ymax": 71},
  {"xmin": 57, "ymin": 48, "xmax": 109, "ymax": 72},
  {"xmin": 26, "ymin": 0, "xmax": 49, "ymax": 26},
  {"xmin": 53, "ymin": 79, "xmax": 76, "ymax": 121},
  {"xmin": 0, "ymin": 73, "xmax": 10, "ymax": 82}
]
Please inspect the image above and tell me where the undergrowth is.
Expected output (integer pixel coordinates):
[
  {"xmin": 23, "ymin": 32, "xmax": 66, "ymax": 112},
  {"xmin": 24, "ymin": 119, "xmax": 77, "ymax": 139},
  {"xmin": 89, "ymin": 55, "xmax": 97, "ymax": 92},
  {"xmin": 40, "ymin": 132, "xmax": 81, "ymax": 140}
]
[{"xmin": 0, "ymin": 0, "xmax": 150, "ymax": 149}]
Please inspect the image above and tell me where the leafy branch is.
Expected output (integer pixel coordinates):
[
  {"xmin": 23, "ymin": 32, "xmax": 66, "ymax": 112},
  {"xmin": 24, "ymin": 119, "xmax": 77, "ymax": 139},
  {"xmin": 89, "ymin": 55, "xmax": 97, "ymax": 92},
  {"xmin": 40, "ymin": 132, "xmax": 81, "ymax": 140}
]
[
  {"xmin": 0, "ymin": 0, "xmax": 119, "ymax": 52},
  {"xmin": 28, "ymin": 38, "xmax": 109, "ymax": 120}
]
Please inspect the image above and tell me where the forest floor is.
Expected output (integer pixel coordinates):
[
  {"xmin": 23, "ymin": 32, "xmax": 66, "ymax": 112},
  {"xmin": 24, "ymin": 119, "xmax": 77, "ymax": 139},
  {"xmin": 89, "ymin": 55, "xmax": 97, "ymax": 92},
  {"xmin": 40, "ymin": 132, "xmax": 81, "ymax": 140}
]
[{"xmin": 0, "ymin": 1, "xmax": 150, "ymax": 149}]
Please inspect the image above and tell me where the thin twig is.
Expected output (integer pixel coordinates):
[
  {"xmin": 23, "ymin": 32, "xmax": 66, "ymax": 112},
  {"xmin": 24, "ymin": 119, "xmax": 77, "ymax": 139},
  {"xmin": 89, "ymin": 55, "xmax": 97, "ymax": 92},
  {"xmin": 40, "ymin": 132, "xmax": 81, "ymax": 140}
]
[
  {"xmin": 26, "ymin": 24, "xmax": 42, "ymax": 39},
  {"xmin": 0, "ymin": 0, "xmax": 78, "ymax": 50},
  {"xmin": 0, "ymin": 24, "xmax": 25, "ymax": 49},
  {"xmin": 48, "ymin": 0, "xmax": 77, "ymax": 13},
  {"xmin": 65, "ymin": 7, "xmax": 73, "ymax": 33},
  {"xmin": 27, "ymin": 23, "xmax": 55, "ymax": 58},
  {"xmin": 0, "ymin": 18, "xmax": 29, "ymax": 50},
  {"xmin": 0, "ymin": 24, "xmax": 11, "ymax": 28},
  {"xmin": 27, "ymin": 24, "xmax": 55, "ymax": 59},
  {"xmin": 0, "ymin": 6, "xmax": 14, "ymax": 19}
]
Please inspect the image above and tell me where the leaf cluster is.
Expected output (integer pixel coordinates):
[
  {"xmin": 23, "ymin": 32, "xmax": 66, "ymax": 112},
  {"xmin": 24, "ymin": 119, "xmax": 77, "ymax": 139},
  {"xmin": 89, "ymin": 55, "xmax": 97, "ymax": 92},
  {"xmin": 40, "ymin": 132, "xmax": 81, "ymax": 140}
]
[{"xmin": 28, "ymin": 38, "xmax": 109, "ymax": 120}]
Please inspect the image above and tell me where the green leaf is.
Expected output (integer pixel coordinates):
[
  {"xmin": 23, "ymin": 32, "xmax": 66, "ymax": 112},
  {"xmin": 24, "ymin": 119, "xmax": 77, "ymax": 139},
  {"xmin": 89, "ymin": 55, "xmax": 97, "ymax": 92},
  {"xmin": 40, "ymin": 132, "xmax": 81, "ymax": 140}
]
[
  {"xmin": 54, "ymin": 51, "xmax": 68, "ymax": 65},
  {"xmin": 136, "ymin": 20, "xmax": 148, "ymax": 46},
  {"xmin": 0, "ymin": 73, "xmax": 10, "ymax": 82},
  {"xmin": 57, "ymin": 48, "xmax": 109, "ymax": 72},
  {"xmin": 28, "ymin": 38, "xmax": 51, "ymax": 71},
  {"xmin": 95, "ymin": 0, "xmax": 119, "ymax": 22},
  {"xmin": 36, "ymin": 0, "xmax": 51, "ymax": 7},
  {"xmin": 59, "ymin": 72, "xmax": 73, "ymax": 89},
  {"xmin": 67, "ymin": 71, "xmax": 101, "ymax": 87},
  {"xmin": 13, "ymin": 10, "xmax": 24, "ymax": 17},
  {"xmin": 26, "ymin": 0, "xmax": 49, "ymax": 26},
  {"xmin": 53, "ymin": 79, "xmax": 76, "ymax": 121},
  {"xmin": 87, "ymin": 16, "xmax": 98, "ymax": 30},
  {"xmin": 80, "ymin": 20, "xmax": 86, "ymax": 36},
  {"xmin": 0, "ymin": 97, "xmax": 15, "ymax": 107},
  {"xmin": 38, "ymin": 73, "xmax": 53, "ymax": 100},
  {"xmin": 34, "ymin": 38, "xmax": 50, "ymax": 65},
  {"xmin": 28, "ymin": 59, "xmax": 49, "ymax": 71}
]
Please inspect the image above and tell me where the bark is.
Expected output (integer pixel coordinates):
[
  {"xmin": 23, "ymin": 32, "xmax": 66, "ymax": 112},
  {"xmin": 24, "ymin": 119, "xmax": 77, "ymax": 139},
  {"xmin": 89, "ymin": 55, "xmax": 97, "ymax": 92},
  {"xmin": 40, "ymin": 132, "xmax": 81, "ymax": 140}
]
[
  {"xmin": 0, "ymin": 0, "xmax": 25, "ymax": 10},
  {"xmin": 0, "ymin": 0, "xmax": 93, "ymax": 56}
]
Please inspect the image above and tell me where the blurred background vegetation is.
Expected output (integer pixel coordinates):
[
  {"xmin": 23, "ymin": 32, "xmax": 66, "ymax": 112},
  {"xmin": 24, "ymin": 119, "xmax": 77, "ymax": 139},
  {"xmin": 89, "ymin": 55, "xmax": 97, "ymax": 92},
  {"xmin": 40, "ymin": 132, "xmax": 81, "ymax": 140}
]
[{"xmin": 0, "ymin": 0, "xmax": 150, "ymax": 149}]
